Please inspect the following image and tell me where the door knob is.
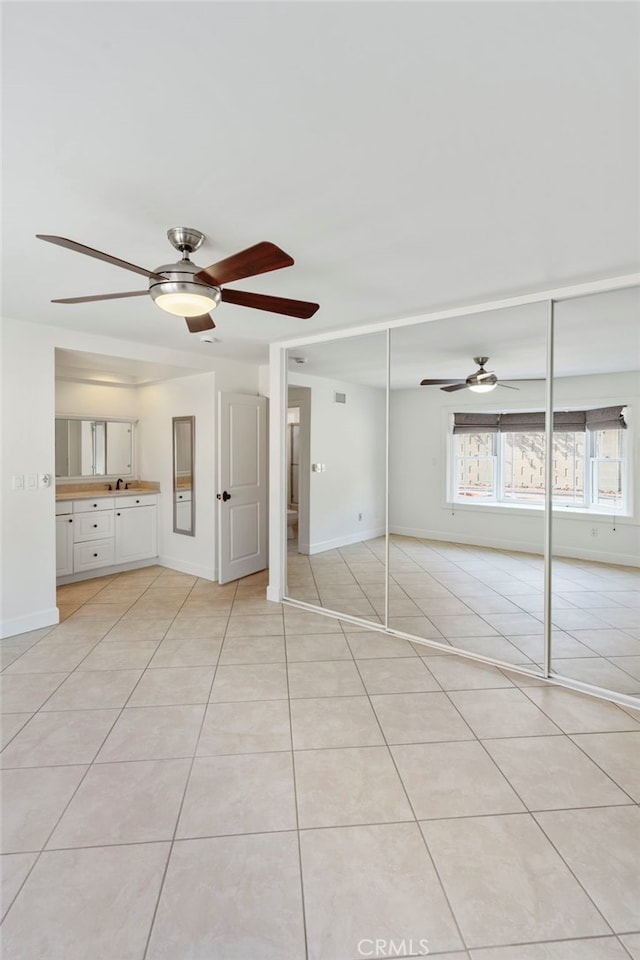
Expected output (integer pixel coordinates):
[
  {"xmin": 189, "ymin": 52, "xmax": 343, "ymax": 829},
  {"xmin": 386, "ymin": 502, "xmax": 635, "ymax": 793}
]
[{"xmin": 217, "ymin": 491, "xmax": 231, "ymax": 502}]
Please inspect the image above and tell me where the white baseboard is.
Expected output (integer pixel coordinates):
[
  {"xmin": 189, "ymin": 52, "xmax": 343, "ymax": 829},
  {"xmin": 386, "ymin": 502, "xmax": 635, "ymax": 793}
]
[
  {"xmin": 1, "ymin": 607, "xmax": 59, "ymax": 640},
  {"xmin": 389, "ymin": 525, "xmax": 639, "ymax": 567},
  {"xmin": 158, "ymin": 555, "xmax": 216, "ymax": 580},
  {"xmin": 308, "ymin": 526, "xmax": 386, "ymax": 555},
  {"xmin": 266, "ymin": 585, "xmax": 282, "ymax": 602}
]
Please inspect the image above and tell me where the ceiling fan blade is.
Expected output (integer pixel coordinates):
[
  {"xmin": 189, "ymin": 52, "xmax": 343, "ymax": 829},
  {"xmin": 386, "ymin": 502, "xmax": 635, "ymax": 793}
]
[
  {"xmin": 185, "ymin": 314, "xmax": 216, "ymax": 333},
  {"xmin": 194, "ymin": 242, "xmax": 294, "ymax": 286},
  {"xmin": 221, "ymin": 288, "xmax": 319, "ymax": 318},
  {"xmin": 51, "ymin": 290, "xmax": 149, "ymax": 304},
  {"xmin": 36, "ymin": 234, "xmax": 166, "ymax": 281},
  {"xmin": 441, "ymin": 383, "xmax": 470, "ymax": 392},
  {"xmin": 497, "ymin": 383, "xmax": 520, "ymax": 390},
  {"xmin": 420, "ymin": 378, "xmax": 464, "ymax": 386}
]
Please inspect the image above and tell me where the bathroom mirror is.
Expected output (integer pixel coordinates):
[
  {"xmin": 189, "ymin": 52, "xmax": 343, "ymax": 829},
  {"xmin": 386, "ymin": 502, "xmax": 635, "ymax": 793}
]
[
  {"xmin": 551, "ymin": 287, "xmax": 640, "ymax": 700},
  {"xmin": 173, "ymin": 416, "xmax": 195, "ymax": 536},
  {"xmin": 285, "ymin": 332, "xmax": 388, "ymax": 626},
  {"xmin": 55, "ymin": 418, "xmax": 135, "ymax": 478}
]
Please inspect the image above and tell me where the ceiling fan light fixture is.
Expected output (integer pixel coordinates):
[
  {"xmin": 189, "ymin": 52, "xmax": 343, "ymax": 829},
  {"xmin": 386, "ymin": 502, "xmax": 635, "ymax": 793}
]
[
  {"xmin": 151, "ymin": 285, "xmax": 220, "ymax": 317},
  {"xmin": 468, "ymin": 381, "xmax": 498, "ymax": 393}
]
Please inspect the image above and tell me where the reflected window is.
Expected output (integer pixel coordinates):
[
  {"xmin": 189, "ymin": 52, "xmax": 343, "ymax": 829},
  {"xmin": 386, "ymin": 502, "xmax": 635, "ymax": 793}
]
[{"xmin": 451, "ymin": 409, "xmax": 628, "ymax": 513}]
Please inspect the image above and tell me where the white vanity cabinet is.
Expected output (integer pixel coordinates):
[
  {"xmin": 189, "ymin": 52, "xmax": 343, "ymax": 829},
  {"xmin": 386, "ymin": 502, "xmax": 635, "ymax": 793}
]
[
  {"xmin": 55, "ymin": 501, "xmax": 74, "ymax": 576},
  {"xmin": 56, "ymin": 494, "xmax": 159, "ymax": 578},
  {"xmin": 114, "ymin": 495, "xmax": 158, "ymax": 563}
]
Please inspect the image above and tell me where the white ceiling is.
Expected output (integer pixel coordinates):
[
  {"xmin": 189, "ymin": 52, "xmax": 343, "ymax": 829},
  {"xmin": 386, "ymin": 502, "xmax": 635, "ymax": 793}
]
[{"xmin": 3, "ymin": 2, "xmax": 639, "ymax": 370}]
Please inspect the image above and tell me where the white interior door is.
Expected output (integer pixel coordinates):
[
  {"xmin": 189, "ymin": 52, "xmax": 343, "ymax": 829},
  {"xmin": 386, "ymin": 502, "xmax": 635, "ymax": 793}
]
[{"xmin": 218, "ymin": 393, "xmax": 268, "ymax": 584}]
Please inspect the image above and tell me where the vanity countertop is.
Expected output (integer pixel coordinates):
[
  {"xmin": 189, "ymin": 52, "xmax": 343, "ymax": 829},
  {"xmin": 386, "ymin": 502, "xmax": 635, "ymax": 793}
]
[{"xmin": 56, "ymin": 481, "xmax": 160, "ymax": 501}]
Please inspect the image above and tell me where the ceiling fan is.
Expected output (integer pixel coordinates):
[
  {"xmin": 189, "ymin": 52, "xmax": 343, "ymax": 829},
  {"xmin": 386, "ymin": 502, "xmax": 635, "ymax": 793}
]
[
  {"xmin": 420, "ymin": 356, "xmax": 540, "ymax": 393},
  {"xmin": 36, "ymin": 227, "xmax": 319, "ymax": 333}
]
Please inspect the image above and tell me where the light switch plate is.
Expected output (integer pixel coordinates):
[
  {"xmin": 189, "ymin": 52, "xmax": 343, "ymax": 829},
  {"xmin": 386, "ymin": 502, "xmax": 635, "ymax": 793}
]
[
  {"xmin": 25, "ymin": 473, "xmax": 37, "ymax": 490},
  {"xmin": 12, "ymin": 474, "xmax": 24, "ymax": 490}
]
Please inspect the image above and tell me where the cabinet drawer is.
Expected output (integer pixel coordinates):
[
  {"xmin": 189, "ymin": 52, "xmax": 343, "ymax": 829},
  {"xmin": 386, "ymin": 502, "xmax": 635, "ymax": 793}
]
[
  {"xmin": 55, "ymin": 500, "xmax": 73, "ymax": 516},
  {"xmin": 115, "ymin": 494, "xmax": 157, "ymax": 508},
  {"xmin": 73, "ymin": 510, "xmax": 114, "ymax": 542},
  {"xmin": 73, "ymin": 538, "xmax": 115, "ymax": 571},
  {"xmin": 73, "ymin": 497, "xmax": 115, "ymax": 512}
]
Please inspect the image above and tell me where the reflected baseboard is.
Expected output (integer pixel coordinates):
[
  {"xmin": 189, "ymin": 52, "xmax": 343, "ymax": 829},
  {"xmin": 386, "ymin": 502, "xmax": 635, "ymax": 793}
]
[{"xmin": 308, "ymin": 526, "xmax": 386, "ymax": 555}]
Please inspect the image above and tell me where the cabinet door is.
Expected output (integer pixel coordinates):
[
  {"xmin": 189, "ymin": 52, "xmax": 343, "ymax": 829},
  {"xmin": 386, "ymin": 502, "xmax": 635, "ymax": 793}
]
[
  {"xmin": 115, "ymin": 506, "xmax": 157, "ymax": 562},
  {"xmin": 56, "ymin": 515, "xmax": 74, "ymax": 576}
]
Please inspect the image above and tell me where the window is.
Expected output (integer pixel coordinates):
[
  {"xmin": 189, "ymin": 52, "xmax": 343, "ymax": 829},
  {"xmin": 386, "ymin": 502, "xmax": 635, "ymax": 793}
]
[{"xmin": 451, "ymin": 408, "xmax": 628, "ymax": 513}]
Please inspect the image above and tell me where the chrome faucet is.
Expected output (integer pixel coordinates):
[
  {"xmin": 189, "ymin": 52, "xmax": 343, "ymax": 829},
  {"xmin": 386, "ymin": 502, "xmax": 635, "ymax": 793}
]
[{"xmin": 116, "ymin": 478, "xmax": 124, "ymax": 490}]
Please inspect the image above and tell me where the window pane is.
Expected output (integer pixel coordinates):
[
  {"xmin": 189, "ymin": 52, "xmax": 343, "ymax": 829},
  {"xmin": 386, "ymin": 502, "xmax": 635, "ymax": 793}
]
[
  {"xmin": 502, "ymin": 432, "xmax": 546, "ymax": 504},
  {"xmin": 593, "ymin": 460, "xmax": 623, "ymax": 508},
  {"xmin": 456, "ymin": 457, "xmax": 495, "ymax": 500},
  {"xmin": 455, "ymin": 432, "xmax": 495, "ymax": 458},
  {"xmin": 552, "ymin": 432, "xmax": 585, "ymax": 505},
  {"xmin": 593, "ymin": 429, "xmax": 623, "ymax": 458}
]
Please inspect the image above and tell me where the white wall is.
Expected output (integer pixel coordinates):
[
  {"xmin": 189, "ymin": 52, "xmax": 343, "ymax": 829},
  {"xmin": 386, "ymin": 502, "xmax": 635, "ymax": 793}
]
[
  {"xmin": 55, "ymin": 380, "xmax": 140, "ymax": 420},
  {"xmin": 289, "ymin": 371, "xmax": 386, "ymax": 552},
  {"xmin": 389, "ymin": 371, "xmax": 640, "ymax": 565},
  {"xmin": 1, "ymin": 316, "xmax": 262, "ymax": 637}
]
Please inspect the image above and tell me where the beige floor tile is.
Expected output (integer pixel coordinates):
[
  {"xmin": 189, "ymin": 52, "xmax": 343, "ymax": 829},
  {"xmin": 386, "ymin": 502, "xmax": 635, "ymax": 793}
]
[
  {"xmin": 146, "ymin": 833, "xmax": 304, "ymax": 960},
  {"xmin": 127, "ymin": 665, "xmax": 214, "ymax": 706},
  {"xmin": 510, "ymin": 632, "xmax": 593, "ymax": 660},
  {"xmin": 356, "ymin": 657, "xmax": 440, "ymax": 694},
  {"xmin": 56, "ymin": 603, "xmax": 80, "ymax": 622},
  {"xmin": 484, "ymin": 735, "xmax": 630, "ymax": 810},
  {"xmin": 225, "ymin": 614, "xmax": 284, "ymax": 637},
  {"xmin": 102, "ymin": 619, "xmax": 172, "ymax": 642},
  {"xmin": 0, "ymin": 841, "xmax": 170, "ymax": 960},
  {"xmin": 284, "ymin": 609, "xmax": 344, "ymax": 635},
  {"xmin": 123, "ymin": 597, "xmax": 185, "ymax": 620},
  {"xmin": 48, "ymin": 759, "xmax": 191, "ymax": 848},
  {"xmin": 219, "ymin": 634, "xmax": 285, "ymax": 664},
  {"xmin": 164, "ymin": 616, "xmax": 229, "ymax": 639},
  {"xmin": 1, "ymin": 765, "xmax": 87, "ymax": 852},
  {"xmin": 67, "ymin": 602, "xmax": 130, "ymax": 622},
  {"xmin": 288, "ymin": 660, "xmax": 365, "ymax": 698},
  {"xmin": 291, "ymin": 696, "xmax": 384, "ymax": 749},
  {"xmin": 0, "ymin": 714, "xmax": 33, "ymax": 750},
  {"xmin": 428, "ymin": 614, "xmax": 501, "ymax": 639},
  {"xmin": 178, "ymin": 752, "xmax": 296, "ymax": 838},
  {"xmin": 345, "ymin": 631, "xmax": 418, "ymax": 659},
  {"xmin": 552, "ymin": 658, "xmax": 640, "ymax": 695},
  {"xmin": 210, "ymin": 663, "xmax": 288, "ymax": 702},
  {"xmin": 96, "ymin": 705, "xmax": 205, "ymax": 762},
  {"xmin": 0, "ymin": 673, "xmax": 68, "ymax": 712},
  {"xmin": 285, "ymin": 633, "xmax": 352, "ymax": 661},
  {"xmin": 610, "ymin": 655, "xmax": 640, "ymax": 679},
  {"xmin": 230, "ymin": 598, "xmax": 286, "ymax": 616},
  {"xmin": 0, "ymin": 852, "xmax": 37, "ymax": 920},
  {"xmin": 535, "ymin": 805, "xmax": 640, "ymax": 932},
  {"xmin": 387, "ymin": 616, "xmax": 446, "ymax": 640},
  {"xmin": 148, "ymin": 637, "xmax": 222, "ymax": 668},
  {"xmin": 481, "ymin": 612, "xmax": 544, "ymax": 635},
  {"xmin": 197, "ymin": 699, "xmax": 291, "ymax": 756},
  {"xmin": 371, "ymin": 692, "xmax": 474, "ymax": 744},
  {"xmin": 0, "ymin": 709, "xmax": 119, "ymax": 768},
  {"xmin": 300, "ymin": 822, "xmax": 462, "ymax": 959},
  {"xmin": 569, "ymin": 731, "xmax": 640, "ymax": 801},
  {"xmin": 415, "ymin": 596, "xmax": 476, "ymax": 616},
  {"xmin": 2, "ymin": 643, "xmax": 96, "ymax": 675},
  {"xmin": 392, "ymin": 741, "xmax": 524, "ymax": 819},
  {"xmin": 37, "ymin": 621, "xmax": 112, "ymax": 642},
  {"xmin": 422, "ymin": 814, "xmax": 609, "ymax": 948},
  {"xmin": 42, "ymin": 669, "xmax": 143, "ymax": 711},
  {"xmin": 468, "ymin": 938, "xmax": 629, "ymax": 959},
  {"xmin": 568, "ymin": 630, "xmax": 640, "ymax": 656},
  {"xmin": 522, "ymin": 686, "xmax": 640, "ymax": 734},
  {"xmin": 75, "ymin": 640, "xmax": 159, "ymax": 671},
  {"xmin": 420, "ymin": 656, "xmax": 514, "ymax": 691},
  {"xmin": 295, "ymin": 746, "xmax": 413, "ymax": 829},
  {"xmin": 620, "ymin": 934, "xmax": 640, "ymax": 960},
  {"xmin": 449, "ymin": 636, "xmax": 534, "ymax": 665},
  {"xmin": 177, "ymin": 598, "xmax": 234, "ymax": 618},
  {"xmin": 448, "ymin": 689, "xmax": 562, "ymax": 739}
]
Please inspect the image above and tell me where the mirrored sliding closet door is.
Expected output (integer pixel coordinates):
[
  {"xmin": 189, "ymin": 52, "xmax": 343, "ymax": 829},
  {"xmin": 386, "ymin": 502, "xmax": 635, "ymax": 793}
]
[{"xmin": 284, "ymin": 332, "xmax": 388, "ymax": 626}]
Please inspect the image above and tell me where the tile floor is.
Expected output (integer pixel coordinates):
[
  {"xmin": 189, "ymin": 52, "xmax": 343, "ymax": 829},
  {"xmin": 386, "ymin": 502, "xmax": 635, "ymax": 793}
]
[
  {"xmin": 288, "ymin": 535, "xmax": 640, "ymax": 700},
  {"xmin": 1, "ymin": 563, "xmax": 639, "ymax": 959}
]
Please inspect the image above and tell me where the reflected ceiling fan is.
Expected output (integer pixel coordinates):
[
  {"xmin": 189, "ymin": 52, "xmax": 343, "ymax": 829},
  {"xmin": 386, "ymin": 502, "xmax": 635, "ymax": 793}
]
[
  {"xmin": 36, "ymin": 227, "xmax": 320, "ymax": 333},
  {"xmin": 420, "ymin": 356, "xmax": 541, "ymax": 393}
]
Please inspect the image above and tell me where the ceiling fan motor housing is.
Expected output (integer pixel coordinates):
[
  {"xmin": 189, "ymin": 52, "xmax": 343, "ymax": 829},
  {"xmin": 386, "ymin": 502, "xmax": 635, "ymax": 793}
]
[{"xmin": 148, "ymin": 258, "xmax": 221, "ymax": 315}]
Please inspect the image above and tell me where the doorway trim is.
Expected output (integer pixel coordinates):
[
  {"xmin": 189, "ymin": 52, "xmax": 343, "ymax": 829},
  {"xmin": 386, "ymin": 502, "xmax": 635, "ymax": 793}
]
[{"xmin": 287, "ymin": 386, "xmax": 311, "ymax": 555}]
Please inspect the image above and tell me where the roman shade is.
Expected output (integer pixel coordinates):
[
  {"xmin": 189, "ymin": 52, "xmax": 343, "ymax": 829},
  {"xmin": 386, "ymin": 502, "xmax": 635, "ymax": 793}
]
[{"xmin": 453, "ymin": 406, "xmax": 626, "ymax": 434}]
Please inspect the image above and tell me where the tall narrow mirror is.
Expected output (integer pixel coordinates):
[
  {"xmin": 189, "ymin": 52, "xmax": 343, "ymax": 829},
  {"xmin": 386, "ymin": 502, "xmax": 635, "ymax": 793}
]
[
  {"xmin": 552, "ymin": 287, "xmax": 640, "ymax": 700},
  {"xmin": 173, "ymin": 416, "xmax": 195, "ymax": 536},
  {"xmin": 389, "ymin": 304, "xmax": 547, "ymax": 676},
  {"xmin": 285, "ymin": 332, "xmax": 388, "ymax": 627}
]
